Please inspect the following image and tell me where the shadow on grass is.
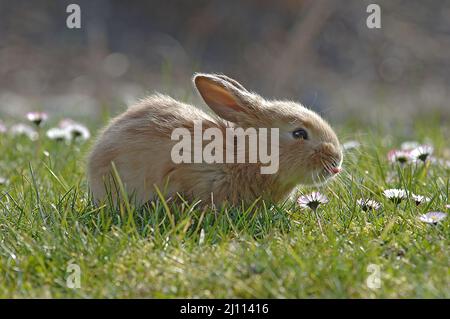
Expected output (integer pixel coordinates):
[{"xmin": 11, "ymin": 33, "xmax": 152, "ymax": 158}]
[{"xmin": 87, "ymin": 194, "xmax": 295, "ymax": 247}]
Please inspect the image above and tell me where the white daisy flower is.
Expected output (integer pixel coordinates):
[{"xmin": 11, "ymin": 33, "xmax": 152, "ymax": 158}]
[
  {"xmin": 446, "ymin": 204, "xmax": 450, "ymax": 209},
  {"xmin": 0, "ymin": 176, "xmax": 7, "ymax": 185},
  {"xmin": 297, "ymin": 192, "xmax": 329, "ymax": 211},
  {"xmin": 68, "ymin": 123, "xmax": 91, "ymax": 140},
  {"xmin": 9, "ymin": 123, "xmax": 38, "ymax": 141},
  {"xmin": 64, "ymin": 123, "xmax": 91, "ymax": 141},
  {"xmin": 387, "ymin": 149, "xmax": 411, "ymax": 164},
  {"xmin": 410, "ymin": 145, "xmax": 433, "ymax": 162},
  {"xmin": 411, "ymin": 194, "xmax": 430, "ymax": 206},
  {"xmin": 418, "ymin": 212, "xmax": 447, "ymax": 224},
  {"xmin": 46, "ymin": 119, "xmax": 91, "ymax": 142},
  {"xmin": 26, "ymin": 111, "xmax": 48, "ymax": 127},
  {"xmin": 46, "ymin": 127, "xmax": 71, "ymax": 142},
  {"xmin": 357, "ymin": 198, "xmax": 381, "ymax": 211},
  {"xmin": 383, "ymin": 188, "xmax": 407, "ymax": 204}
]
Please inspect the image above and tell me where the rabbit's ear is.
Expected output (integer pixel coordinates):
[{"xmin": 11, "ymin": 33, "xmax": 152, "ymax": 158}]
[
  {"xmin": 194, "ymin": 73, "xmax": 255, "ymax": 123},
  {"xmin": 214, "ymin": 74, "xmax": 249, "ymax": 92}
]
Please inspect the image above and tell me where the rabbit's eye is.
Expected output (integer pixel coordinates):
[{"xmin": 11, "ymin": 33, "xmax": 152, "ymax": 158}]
[{"xmin": 293, "ymin": 128, "xmax": 308, "ymax": 140}]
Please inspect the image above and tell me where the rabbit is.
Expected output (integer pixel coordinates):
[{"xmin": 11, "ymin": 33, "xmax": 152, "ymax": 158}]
[{"xmin": 87, "ymin": 73, "xmax": 343, "ymax": 206}]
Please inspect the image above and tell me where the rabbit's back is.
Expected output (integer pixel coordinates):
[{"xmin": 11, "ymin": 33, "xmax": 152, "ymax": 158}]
[{"xmin": 87, "ymin": 94, "xmax": 214, "ymax": 203}]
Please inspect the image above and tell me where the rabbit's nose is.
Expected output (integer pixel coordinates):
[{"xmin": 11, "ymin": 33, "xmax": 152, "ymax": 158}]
[{"xmin": 330, "ymin": 166, "xmax": 341, "ymax": 174}]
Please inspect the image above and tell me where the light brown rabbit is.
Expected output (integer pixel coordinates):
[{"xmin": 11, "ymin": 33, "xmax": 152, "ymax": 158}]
[{"xmin": 87, "ymin": 73, "xmax": 342, "ymax": 206}]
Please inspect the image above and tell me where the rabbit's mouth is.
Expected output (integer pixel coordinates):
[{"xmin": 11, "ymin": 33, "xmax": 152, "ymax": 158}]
[
  {"xmin": 309, "ymin": 166, "xmax": 341, "ymax": 186},
  {"xmin": 308, "ymin": 151, "xmax": 342, "ymax": 183}
]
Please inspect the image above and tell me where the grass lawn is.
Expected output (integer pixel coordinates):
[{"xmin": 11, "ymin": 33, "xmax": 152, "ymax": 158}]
[{"xmin": 0, "ymin": 118, "xmax": 448, "ymax": 298}]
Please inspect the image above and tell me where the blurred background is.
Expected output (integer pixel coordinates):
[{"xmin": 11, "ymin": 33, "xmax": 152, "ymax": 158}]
[{"xmin": 0, "ymin": 0, "xmax": 449, "ymax": 127}]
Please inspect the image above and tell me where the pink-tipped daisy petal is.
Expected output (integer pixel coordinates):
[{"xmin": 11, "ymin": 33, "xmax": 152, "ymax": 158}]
[{"xmin": 387, "ymin": 149, "xmax": 411, "ymax": 164}]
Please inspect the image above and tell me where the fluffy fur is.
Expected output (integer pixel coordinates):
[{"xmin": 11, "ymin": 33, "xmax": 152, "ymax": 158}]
[{"xmin": 87, "ymin": 73, "xmax": 343, "ymax": 206}]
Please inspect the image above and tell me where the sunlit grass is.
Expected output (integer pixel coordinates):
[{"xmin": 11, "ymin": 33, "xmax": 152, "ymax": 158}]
[{"xmin": 0, "ymin": 121, "xmax": 448, "ymax": 298}]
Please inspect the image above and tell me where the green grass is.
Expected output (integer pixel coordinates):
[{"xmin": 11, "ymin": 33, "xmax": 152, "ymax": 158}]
[{"xmin": 0, "ymin": 120, "xmax": 449, "ymax": 298}]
